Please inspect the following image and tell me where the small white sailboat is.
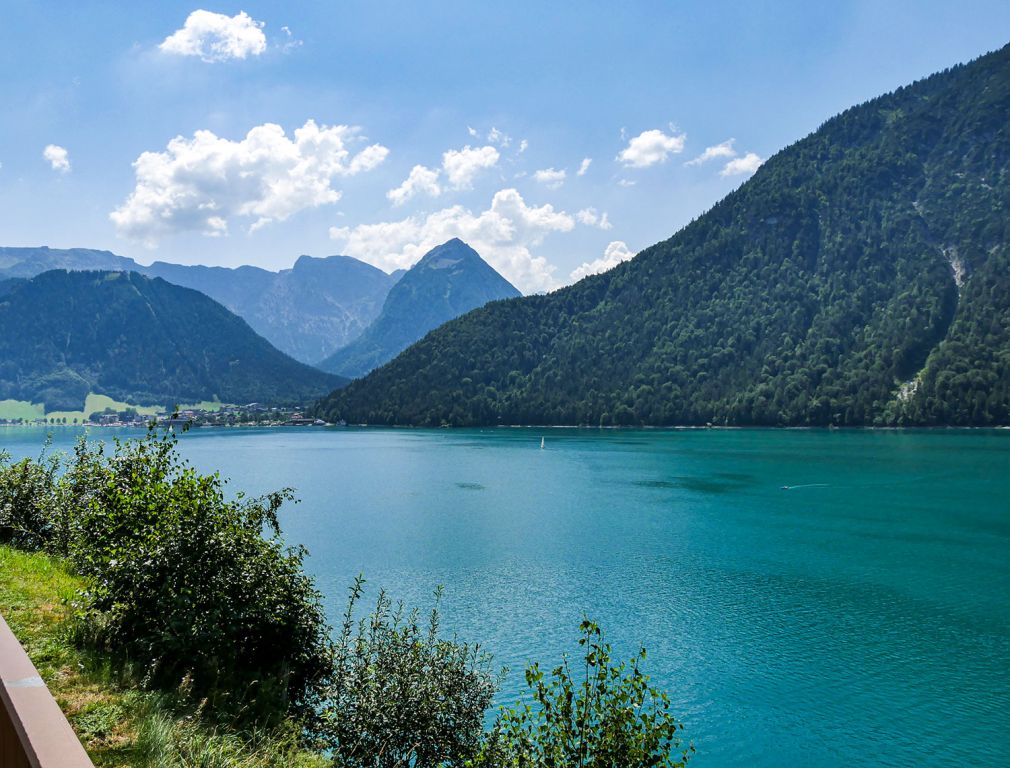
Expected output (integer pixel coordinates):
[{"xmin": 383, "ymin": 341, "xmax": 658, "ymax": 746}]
[{"xmin": 540, "ymin": 436, "xmax": 545, "ymax": 449}]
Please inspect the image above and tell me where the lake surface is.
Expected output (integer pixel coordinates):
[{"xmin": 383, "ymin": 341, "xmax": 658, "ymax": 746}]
[{"xmin": 3, "ymin": 426, "xmax": 1009, "ymax": 766}]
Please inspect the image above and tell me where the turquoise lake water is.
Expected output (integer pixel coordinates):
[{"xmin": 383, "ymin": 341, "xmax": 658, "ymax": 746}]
[{"xmin": 3, "ymin": 426, "xmax": 1009, "ymax": 766}]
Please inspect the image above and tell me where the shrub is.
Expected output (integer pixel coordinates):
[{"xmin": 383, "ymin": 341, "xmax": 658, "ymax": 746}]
[
  {"xmin": 2, "ymin": 427, "xmax": 333, "ymax": 727},
  {"xmin": 321, "ymin": 577, "xmax": 498, "ymax": 767},
  {"xmin": 0, "ymin": 444, "xmax": 61, "ymax": 550},
  {"xmin": 474, "ymin": 620, "xmax": 692, "ymax": 768},
  {"xmin": 0, "ymin": 437, "xmax": 108, "ymax": 554},
  {"xmin": 68, "ymin": 428, "xmax": 334, "ymax": 726}
]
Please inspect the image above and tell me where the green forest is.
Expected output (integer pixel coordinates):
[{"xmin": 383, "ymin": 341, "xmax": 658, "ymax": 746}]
[
  {"xmin": 314, "ymin": 44, "xmax": 1010, "ymax": 427},
  {"xmin": 0, "ymin": 270, "xmax": 345, "ymax": 411}
]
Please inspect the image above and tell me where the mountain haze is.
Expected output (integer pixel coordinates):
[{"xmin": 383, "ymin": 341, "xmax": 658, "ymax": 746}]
[
  {"xmin": 144, "ymin": 256, "xmax": 397, "ymax": 363},
  {"xmin": 315, "ymin": 44, "xmax": 1010, "ymax": 427},
  {"xmin": 0, "ymin": 270, "xmax": 345, "ymax": 411},
  {"xmin": 317, "ymin": 239, "xmax": 521, "ymax": 378},
  {"xmin": 0, "ymin": 247, "xmax": 400, "ymax": 363}
]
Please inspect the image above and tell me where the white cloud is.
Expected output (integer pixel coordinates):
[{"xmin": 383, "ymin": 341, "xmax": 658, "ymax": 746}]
[
  {"xmin": 441, "ymin": 145, "xmax": 499, "ymax": 189},
  {"xmin": 348, "ymin": 143, "xmax": 389, "ymax": 174},
  {"xmin": 43, "ymin": 144, "xmax": 70, "ymax": 173},
  {"xmin": 387, "ymin": 164, "xmax": 441, "ymax": 206},
  {"xmin": 467, "ymin": 126, "xmax": 478, "ymax": 138},
  {"xmin": 279, "ymin": 25, "xmax": 303, "ymax": 53},
  {"xmin": 617, "ymin": 128, "xmax": 686, "ymax": 168},
  {"xmin": 720, "ymin": 152, "xmax": 764, "ymax": 177},
  {"xmin": 111, "ymin": 119, "xmax": 388, "ymax": 243},
  {"xmin": 518, "ymin": 139, "xmax": 528, "ymax": 153},
  {"xmin": 569, "ymin": 240, "xmax": 635, "ymax": 282},
  {"xmin": 487, "ymin": 127, "xmax": 511, "ymax": 148},
  {"xmin": 686, "ymin": 138, "xmax": 736, "ymax": 166},
  {"xmin": 575, "ymin": 207, "xmax": 612, "ymax": 230},
  {"xmin": 576, "ymin": 157, "xmax": 592, "ymax": 176},
  {"xmin": 159, "ymin": 10, "xmax": 267, "ymax": 63},
  {"xmin": 329, "ymin": 188, "xmax": 574, "ymax": 293},
  {"xmin": 617, "ymin": 179, "xmax": 636, "ymax": 188},
  {"xmin": 533, "ymin": 167, "xmax": 566, "ymax": 190}
]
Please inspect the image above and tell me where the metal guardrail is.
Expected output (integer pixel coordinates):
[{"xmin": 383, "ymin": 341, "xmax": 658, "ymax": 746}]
[{"xmin": 0, "ymin": 612, "xmax": 94, "ymax": 767}]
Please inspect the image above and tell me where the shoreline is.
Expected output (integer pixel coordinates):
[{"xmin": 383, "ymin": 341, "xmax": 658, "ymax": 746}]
[{"xmin": 2, "ymin": 422, "xmax": 1007, "ymax": 432}]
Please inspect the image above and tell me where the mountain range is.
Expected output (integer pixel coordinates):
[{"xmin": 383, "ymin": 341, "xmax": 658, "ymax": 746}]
[
  {"xmin": 313, "ymin": 43, "xmax": 1010, "ymax": 427},
  {"xmin": 318, "ymin": 239, "xmax": 521, "ymax": 378},
  {"xmin": 0, "ymin": 247, "xmax": 398, "ymax": 364},
  {"xmin": 0, "ymin": 270, "xmax": 344, "ymax": 412}
]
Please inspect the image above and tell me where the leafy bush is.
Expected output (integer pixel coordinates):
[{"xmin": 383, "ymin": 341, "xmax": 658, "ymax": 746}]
[
  {"xmin": 474, "ymin": 620, "xmax": 692, "ymax": 768},
  {"xmin": 321, "ymin": 577, "xmax": 498, "ymax": 767},
  {"xmin": 0, "ymin": 444, "xmax": 62, "ymax": 550},
  {"xmin": 69, "ymin": 428, "xmax": 333, "ymax": 725},
  {"xmin": 2, "ymin": 428, "xmax": 333, "ymax": 727},
  {"xmin": 0, "ymin": 437, "xmax": 108, "ymax": 554}
]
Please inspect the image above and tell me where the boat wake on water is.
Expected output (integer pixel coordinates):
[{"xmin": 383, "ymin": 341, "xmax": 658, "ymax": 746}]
[{"xmin": 781, "ymin": 483, "xmax": 830, "ymax": 490}]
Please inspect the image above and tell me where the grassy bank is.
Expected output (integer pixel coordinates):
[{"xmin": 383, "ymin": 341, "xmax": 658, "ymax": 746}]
[{"xmin": 0, "ymin": 544, "xmax": 326, "ymax": 768}]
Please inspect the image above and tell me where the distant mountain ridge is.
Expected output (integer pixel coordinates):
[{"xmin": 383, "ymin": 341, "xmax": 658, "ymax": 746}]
[
  {"xmin": 313, "ymin": 43, "xmax": 1010, "ymax": 427},
  {"xmin": 0, "ymin": 270, "xmax": 345, "ymax": 411},
  {"xmin": 0, "ymin": 246, "xmax": 134, "ymax": 277},
  {"xmin": 0, "ymin": 247, "xmax": 399, "ymax": 363},
  {"xmin": 317, "ymin": 239, "xmax": 521, "ymax": 378},
  {"xmin": 143, "ymin": 255, "xmax": 397, "ymax": 363}
]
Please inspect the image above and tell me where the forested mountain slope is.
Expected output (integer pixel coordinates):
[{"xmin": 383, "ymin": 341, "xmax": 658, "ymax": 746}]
[
  {"xmin": 317, "ymin": 239, "xmax": 521, "ymax": 378},
  {"xmin": 0, "ymin": 270, "xmax": 345, "ymax": 411},
  {"xmin": 0, "ymin": 247, "xmax": 400, "ymax": 363},
  {"xmin": 314, "ymin": 43, "xmax": 1010, "ymax": 427}
]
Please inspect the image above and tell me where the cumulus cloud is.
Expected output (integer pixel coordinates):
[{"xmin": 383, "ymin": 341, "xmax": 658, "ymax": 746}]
[
  {"xmin": 385, "ymin": 142, "xmax": 501, "ymax": 204},
  {"xmin": 159, "ymin": 10, "xmax": 267, "ymax": 63},
  {"xmin": 111, "ymin": 119, "xmax": 388, "ymax": 243},
  {"xmin": 720, "ymin": 152, "xmax": 764, "ymax": 177},
  {"xmin": 534, "ymin": 167, "xmax": 566, "ymax": 189},
  {"xmin": 617, "ymin": 128, "xmax": 686, "ymax": 168},
  {"xmin": 518, "ymin": 139, "xmax": 528, "ymax": 153},
  {"xmin": 576, "ymin": 207, "xmax": 612, "ymax": 230},
  {"xmin": 617, "ymin": 179, "xmax": 636, "ymax": 188},
  {"xmin": 576, "ymin": 157, "xmax": 592, "ymax": 176},
  {"xmin": 348, "ymin": 143, "xmax": 390, "ymax": 174},
  {"xmin": 569, "ymin": 240, "xmax": 635, "ymax": 282},
  {"xmin": 43, "ymin": 144, "xmax": 70, "ymax": 173},
  {"xmin": 387, "ymin": 164, "xmax": 441, "ymax": 206},
  {"xmin": 329, "ymin": 188, "xmax": 574, "ymax": 292},
  {"xmin": 441, "ymin": 145, "xmax": 499, "ymax": 189},
  {"xmin": 686, "ymin": 138, "xmax": 736, "ymax": 166}
]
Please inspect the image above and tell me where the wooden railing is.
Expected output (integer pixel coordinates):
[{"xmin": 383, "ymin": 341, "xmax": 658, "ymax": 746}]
[{"xmin": 0, "ymin": 613, "xmax": 94, "ymax": 767}]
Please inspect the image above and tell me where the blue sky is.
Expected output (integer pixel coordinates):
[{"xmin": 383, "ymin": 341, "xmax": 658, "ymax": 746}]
[{"xmin": 2, "ymin": 1, "xmax": 1008, "ymax": 291}]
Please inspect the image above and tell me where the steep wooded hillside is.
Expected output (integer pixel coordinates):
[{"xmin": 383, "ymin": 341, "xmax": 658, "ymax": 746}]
[{"xmin": 315, "ymin": 44, "xmax": 1010, "ymax": 426}]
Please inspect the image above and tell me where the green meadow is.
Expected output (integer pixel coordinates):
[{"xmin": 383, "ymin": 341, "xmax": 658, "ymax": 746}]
[{"xmin": 0, "ymin": 394, "xmax": 227, "ymax": 423}]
